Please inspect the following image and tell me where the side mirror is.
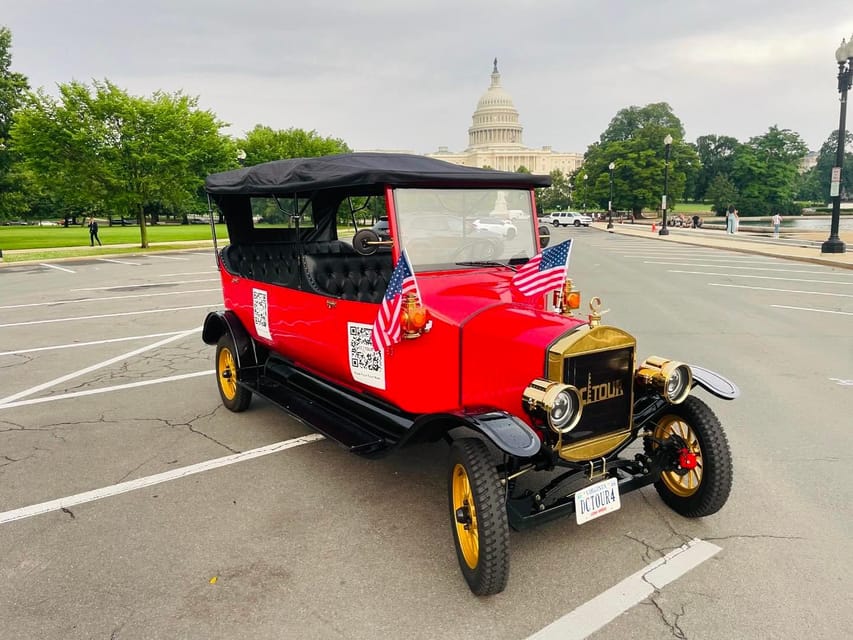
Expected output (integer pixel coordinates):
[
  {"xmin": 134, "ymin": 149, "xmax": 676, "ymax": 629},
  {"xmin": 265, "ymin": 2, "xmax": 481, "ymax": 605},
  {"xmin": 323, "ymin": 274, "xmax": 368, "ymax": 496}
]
[{"xmin": 538, "ymin": 225, "xmax": 551, "ymax": 248}]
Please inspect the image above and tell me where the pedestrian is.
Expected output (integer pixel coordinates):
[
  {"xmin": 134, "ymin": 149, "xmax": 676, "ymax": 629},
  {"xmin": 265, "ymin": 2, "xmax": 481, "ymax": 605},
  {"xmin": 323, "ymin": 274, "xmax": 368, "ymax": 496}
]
[
  {"xmin": 692, "ymin": 214, "xmax": 700, "ymax": 229},
  {"xmin": 88, "ymin": 217, "xmax": 102, "ymax": 246},
  {"xmin": 732, "ymin": 208, "xmax": 739, "ymax": 234},
  {"xmin": 726, "ymin": 206, "xmax": 734, "ymax": 234},
  {"xmin": 771, "ymin": 212, "xmax": 782, "ymax": 238}
]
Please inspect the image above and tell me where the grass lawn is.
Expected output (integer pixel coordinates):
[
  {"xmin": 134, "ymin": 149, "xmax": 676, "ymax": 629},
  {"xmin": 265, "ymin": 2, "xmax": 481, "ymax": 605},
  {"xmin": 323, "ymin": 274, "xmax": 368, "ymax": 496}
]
[
  {"xmin": 0, "ymin": 223, "xmax": 229, "ymax": 250},
  {"xmin": 671, "ymin": 202, "xmax": 716, "ymax": 214}
]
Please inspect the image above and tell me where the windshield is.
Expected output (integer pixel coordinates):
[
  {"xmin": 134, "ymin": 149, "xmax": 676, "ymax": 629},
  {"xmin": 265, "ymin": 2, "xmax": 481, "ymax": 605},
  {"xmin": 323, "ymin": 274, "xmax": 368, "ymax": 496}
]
[{"xmin": 392, "ymin": 188, "xmax": 538, "ymax": 271}]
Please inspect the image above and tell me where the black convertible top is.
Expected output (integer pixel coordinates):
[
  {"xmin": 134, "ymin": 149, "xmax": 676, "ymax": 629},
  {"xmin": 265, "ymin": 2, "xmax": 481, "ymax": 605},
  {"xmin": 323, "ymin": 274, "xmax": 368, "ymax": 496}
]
[{"xmin": 205, "ymin": 152, "xmax": 551, "ymax": 194}]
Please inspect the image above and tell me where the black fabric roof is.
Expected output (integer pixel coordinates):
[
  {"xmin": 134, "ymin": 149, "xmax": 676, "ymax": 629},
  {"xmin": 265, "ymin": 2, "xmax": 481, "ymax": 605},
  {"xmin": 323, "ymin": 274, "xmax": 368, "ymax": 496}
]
[{"xmin": 205, "ymin": 152, "xmax": 551, "ymax": 194}]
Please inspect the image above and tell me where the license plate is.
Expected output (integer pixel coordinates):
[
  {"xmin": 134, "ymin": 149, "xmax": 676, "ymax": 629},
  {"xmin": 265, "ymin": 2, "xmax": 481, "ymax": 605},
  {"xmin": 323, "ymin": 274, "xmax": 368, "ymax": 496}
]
[{"xmin": 575, "ymin": 477, "xmax": 621, "ymax": 525}]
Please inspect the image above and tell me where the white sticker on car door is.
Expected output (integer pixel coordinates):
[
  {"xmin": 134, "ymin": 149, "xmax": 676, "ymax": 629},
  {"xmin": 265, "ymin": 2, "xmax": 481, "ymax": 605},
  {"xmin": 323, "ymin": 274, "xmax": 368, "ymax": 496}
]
[
  {"xmin": 253, "ymin": 288, "xmax": 272, "ymax": 340},
  {"xmin": 348, "ymin": 322, "xmax": 386, "ymax": 390}
]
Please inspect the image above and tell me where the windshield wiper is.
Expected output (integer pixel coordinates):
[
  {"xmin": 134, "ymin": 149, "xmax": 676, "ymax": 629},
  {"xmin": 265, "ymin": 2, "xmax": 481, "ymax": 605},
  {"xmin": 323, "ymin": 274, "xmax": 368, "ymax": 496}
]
[{"xmin": 454, "ymin": 261, "xmax": 517, "ymax": 271}]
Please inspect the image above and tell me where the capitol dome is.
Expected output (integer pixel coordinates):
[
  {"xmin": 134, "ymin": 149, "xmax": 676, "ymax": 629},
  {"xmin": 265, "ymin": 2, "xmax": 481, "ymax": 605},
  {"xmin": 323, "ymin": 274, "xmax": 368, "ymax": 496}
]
[{"xmin": 468, "ymin": 59, "xmax": 524, "ymax": 149}]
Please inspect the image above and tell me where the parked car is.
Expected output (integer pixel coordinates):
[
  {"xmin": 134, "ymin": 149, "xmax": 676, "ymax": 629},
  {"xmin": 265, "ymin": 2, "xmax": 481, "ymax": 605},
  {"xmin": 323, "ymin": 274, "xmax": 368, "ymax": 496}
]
[
  {"xmin": 472, "ymin": 216, "xmax": 518, "ymax": 239},
  {"xmin": 371, "ymin": 216, "xmax": 391, "ymax": 240},
  {"xmin": 202, "ymin": 153, "xmax": 737, "ymax": 596},
  {"xmin": 547, "ymin": 211, "xmax": 592, "ymax": 227}
]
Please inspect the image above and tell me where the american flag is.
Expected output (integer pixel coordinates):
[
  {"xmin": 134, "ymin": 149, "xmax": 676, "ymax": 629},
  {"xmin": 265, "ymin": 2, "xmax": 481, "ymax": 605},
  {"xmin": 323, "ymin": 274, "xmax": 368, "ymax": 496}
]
[
  {"xmin": 371, "ymin": 250, "xmax": 420, "ymax": 351},
  {"xmin": 511, "ymin": 239, "xmax": 573, "ymax": 297}
]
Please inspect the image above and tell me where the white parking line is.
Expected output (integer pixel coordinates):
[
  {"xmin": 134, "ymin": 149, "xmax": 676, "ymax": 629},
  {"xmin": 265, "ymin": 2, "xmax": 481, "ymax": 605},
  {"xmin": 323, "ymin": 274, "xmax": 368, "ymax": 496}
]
[
  {"xmin": 0, "ymin": 328, "xmax": 201, "ymax": 405},
  {"xmin": 669, "ymin": 270, "xmax": 852, "ymax": 285},
  {"xmin": 528, "ymin": 539, "xmax": 722, "ymax": 640},
  {"xmin": 157, "ymin": 271, "xmax": 217, "ymax": 277},
  {"xmin": 0, "ymin": 330, "xmax": 195, "ymax": 356},
  {"xmin": 709, "ymin": 283, "xmax": 853, "ymax": 298},
  {"xmin": 97, "ymin": 258, "xmax": 141, "ymax": 266},
  {"xmin": 771, "ymin": 305, "xmax": 853, "ymax": 316},
  {"xmin": 71, "ymin": 279, "xmax": 218, "ymax": 291},
  {"xmin": 0, "ymin": 433, "xmax": 325, "ymax": 525},
  {"xmin": 0, "ymin": 289, "xmax": 219, "ymax": 310},
  {"xmin": 0, "ymin": 370, "xmax": 212, "ymax": 409},
  {"xmin": 0, "ymin": 305, "xmax": 216, "ymax": 328},
  {"xmin": 40, "ymin": 263, "xmax": 76, "ymax": 273},
  {"xmin": 647, "ymin": 261, "xmax": 834, "ymax": 274}
]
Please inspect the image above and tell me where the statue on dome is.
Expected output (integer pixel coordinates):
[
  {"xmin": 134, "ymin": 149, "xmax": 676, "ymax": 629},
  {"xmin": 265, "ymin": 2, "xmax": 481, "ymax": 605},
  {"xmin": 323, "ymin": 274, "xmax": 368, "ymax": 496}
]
[{"xmin": 493, "ymin": 58, "xmax": 498, "ymax": 73}]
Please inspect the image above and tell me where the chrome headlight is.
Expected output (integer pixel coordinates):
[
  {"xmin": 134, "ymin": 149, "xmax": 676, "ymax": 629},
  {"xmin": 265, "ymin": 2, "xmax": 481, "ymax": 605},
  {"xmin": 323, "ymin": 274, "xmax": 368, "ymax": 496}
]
[
  {"xmin": 635, "ymin": 357, "xmax": 693, "ymax": 404},
  {"xmin": 523, "ymin": 379, "xmax": 583, "ymax": 434}
]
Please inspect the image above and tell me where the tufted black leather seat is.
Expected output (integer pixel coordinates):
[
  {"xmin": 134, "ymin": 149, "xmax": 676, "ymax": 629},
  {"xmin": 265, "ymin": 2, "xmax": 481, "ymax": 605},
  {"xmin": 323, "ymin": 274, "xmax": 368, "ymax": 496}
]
[
  {"xmin": 303, "ymin": 253, "xmax": 394, "ymax": 303},
  {"xmin": 220, "ymin": 242, "xmax": 392, "ymax": 302}
]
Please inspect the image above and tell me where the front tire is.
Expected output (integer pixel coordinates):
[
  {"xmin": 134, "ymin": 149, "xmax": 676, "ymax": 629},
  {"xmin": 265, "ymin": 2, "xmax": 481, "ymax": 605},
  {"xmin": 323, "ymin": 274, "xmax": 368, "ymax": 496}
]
[
  {"xmin": 216, "ymin": 334, "xmax": 252, "ymax": 412},
  {"xmin": 647, "ymin": 396, "xmax": 732, "ymax": 517},
  {"xmin": 448, "ymin": 438, "xmax": 509, "ymax": 596},
  {"xmin": 551, "ymin": 220, "xmax": 560, "ymax": 227}
]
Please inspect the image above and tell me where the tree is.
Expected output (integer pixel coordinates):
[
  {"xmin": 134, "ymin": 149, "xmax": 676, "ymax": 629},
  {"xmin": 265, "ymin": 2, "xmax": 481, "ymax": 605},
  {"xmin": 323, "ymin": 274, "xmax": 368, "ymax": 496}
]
[
  {"xmin": 237, "ymin": 125, "xmax": 350, "ymax": 166},
  {"xmin": 705, "ymin": 174, "xmax": 739, "ymax": 214},
  {"xmin": 11, "ymin": 80, "xmax": 233, "ymax": 246},
  {"xmin": 0, "ymin": 26, "xmax": 30, "ymax": 220},
  {"xmin": 536, "ymin": 169, "xmax": 572, "ymax": 213},
  {"xmin": 813, "ymin": 130, "xmax": 853, "ymax": 202},
  {"xmin": 582, "ymin": 103, "xmax": 698, "ymax": 215},
  {"xmin": 693, "ymin": 134, "xmax": 740, "ymax": 201},
  {"xmin": 731, "ymin": 126, "xmax": 808, "ymax": 215}
]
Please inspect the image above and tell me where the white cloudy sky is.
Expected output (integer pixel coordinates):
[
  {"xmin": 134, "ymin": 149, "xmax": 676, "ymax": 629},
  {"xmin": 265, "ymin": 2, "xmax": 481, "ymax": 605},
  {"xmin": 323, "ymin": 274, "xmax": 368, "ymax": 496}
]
[{"xmin": 2, "ymin": 0, "xmax": 852, "ymax": 155}]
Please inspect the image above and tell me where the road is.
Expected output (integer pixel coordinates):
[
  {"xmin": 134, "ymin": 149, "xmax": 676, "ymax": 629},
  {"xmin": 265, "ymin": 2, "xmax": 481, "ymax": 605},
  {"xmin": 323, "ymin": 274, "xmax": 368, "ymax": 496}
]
[{"xmin": 0, "ymin": 231, "xmax": 851, "ymax": 639}]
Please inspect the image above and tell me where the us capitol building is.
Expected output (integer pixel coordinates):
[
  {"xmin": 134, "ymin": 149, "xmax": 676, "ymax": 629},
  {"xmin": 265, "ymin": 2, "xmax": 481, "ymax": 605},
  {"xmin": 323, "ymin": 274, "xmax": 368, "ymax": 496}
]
[{"xmin": 426, "ymin": 60, "xmax": 583, "ymax": 175}]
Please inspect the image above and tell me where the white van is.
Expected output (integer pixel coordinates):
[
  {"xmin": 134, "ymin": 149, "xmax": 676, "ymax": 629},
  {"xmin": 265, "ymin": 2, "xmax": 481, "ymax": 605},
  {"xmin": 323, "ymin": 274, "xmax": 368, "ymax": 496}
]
[{"xmin": 546, "ymin": 211, "xmax": 592, "ymax": 227}]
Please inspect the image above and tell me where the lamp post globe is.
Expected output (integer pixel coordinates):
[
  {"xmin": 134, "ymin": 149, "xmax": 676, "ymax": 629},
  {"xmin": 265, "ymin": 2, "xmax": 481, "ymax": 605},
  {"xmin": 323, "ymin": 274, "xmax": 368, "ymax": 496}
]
[
  {"xmin": 823, "ymin": 37, "xmax": 851, "ymax": 253},
  {"xmin": 660, "ymin": 134, "xmax": 673, "ymax": 236},
  {"xmin": 583, "ymin": 173, "xmax": 588, "ymax": 211},
  {"xmin": 607, "ymin": 162, "xmax": 615, "ymax": 229}
]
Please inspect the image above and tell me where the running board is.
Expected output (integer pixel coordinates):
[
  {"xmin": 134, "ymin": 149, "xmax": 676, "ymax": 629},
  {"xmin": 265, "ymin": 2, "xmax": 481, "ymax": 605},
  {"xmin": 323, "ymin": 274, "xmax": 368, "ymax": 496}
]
[{"xmin": 245, "ymin": 357, "xmax": 416, "ymax": 456}]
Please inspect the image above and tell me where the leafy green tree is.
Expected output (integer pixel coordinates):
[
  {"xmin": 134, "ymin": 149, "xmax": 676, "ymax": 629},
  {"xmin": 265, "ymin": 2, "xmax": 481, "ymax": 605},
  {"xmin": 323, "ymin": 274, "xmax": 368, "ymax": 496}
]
[
  {"xmin": 237, "ymin": 125, "xmax": 350, "ymax": 165},
  {"xmin": 582, "ymin": 103, "xmax": 698, "ymax": 215},
  {"xmin": 705, "ymin": 174, "xmax": 739, "ymax": 214},
  {"xmin": 693, "ymin": 134, "xmax": 740, "ymax": 201},
  {"xmin": 813, "ymin": 129, "xmax": 853, "ymax": 202},
  {"xmin": 731, "ymin": 126, "xmax": 808, "ymax": 215},
  {"xmin": 0, "ymin": 26, "xmax": 30, "ymax": 220},
  {"xmin": 794, "ymin": 166, "xmax": 822, "ymax": 203},
  {"xmin": 515, "ymin": 165, "xmax": 531, "ymax": 173},
  {"xmin": 11, "ymin": 80, "xmax": 233, "ymax": 246},
  {"xmin": 536, "ymin": 169, "xmax": 572, "ymax": 213}
]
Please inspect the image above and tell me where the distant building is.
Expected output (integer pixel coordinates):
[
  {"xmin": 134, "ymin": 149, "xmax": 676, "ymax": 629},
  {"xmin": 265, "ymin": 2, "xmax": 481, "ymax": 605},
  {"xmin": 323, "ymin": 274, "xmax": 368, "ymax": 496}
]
[
  {"xmin": 427, "ymin": 60, "xmax": 583, "ymax": 176},
  {"xmin": 799, "ymin": 151, "xmax": 818, "ymax": 173}
]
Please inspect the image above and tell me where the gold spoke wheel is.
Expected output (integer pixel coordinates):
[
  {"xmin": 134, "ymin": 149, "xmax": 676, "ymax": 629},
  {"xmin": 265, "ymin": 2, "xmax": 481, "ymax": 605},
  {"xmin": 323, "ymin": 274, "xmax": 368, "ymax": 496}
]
[
  {"xmin": 654, "ymin": 415, "xmax": 703, "ymax": 497},
  {"xmin": 451, "ymin": 463, "xmax": 479, "ymax": 569},
  {"xmin": 218, "ymin": 346, "xmax": 238, "ymax": 401}
]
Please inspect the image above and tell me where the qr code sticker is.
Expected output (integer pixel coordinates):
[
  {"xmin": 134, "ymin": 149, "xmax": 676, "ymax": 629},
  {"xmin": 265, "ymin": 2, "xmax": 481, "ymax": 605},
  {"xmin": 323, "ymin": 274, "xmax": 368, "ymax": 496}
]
[
  {"xmin": 348, "ymin": 322, "xmax": 385, "ymax": 389},
  {"xmin": 252, "ymin": 288, "xmax": 271, "ymax": 340}
]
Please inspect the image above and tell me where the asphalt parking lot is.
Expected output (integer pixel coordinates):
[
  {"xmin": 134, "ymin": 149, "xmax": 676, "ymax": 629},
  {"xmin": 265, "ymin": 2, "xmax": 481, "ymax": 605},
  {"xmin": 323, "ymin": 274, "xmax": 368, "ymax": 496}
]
[{"xmin": 1, "ymin": 238, "xmax": 850, "ymax": 639}]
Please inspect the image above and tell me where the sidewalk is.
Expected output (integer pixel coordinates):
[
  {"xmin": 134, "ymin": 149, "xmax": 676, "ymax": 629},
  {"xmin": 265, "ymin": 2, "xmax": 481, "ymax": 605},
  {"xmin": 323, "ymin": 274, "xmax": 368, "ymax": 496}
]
[
  {"xmin": 590, "ymin": 222, "xmax": 853, "ymax": 270},
  {"xmin": 0, "ymin": 239, "xmax": 216, "ymax": 265}
]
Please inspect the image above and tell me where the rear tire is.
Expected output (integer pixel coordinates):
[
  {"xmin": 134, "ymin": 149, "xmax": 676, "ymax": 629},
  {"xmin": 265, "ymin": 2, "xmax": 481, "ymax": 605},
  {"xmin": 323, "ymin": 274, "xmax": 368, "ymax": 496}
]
[
  {"xmin": 551, "ymin": 220, "xmax": 560, "ymax": 227},
  {"xmin": 448, "ymin": 438, "xmax": 509, "ymax": 595},
  {"xmin": 646, "ymin": 396, "xmax": 732, "ymax": 517},
  {"xmin": 216, "ymin": 334, "xmax": 252, "ymax": 412},
  {"xmin": 574, "ymin": 220, "xmax": 581, "ymax": 227}
]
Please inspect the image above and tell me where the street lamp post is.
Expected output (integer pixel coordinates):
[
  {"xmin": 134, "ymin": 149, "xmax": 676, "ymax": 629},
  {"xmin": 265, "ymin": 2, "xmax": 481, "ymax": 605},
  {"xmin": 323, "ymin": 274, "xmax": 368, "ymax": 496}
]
[
  {"xmin": 823, "ymin": 36, "xmax": 852, "ymax": 254},
  {"xmin": 659, "ymin": 134, "xmax": 673, "ymax": 236},
  {"xmin": 607, "ymin": 162, "xmax": 615, "ymax": 229},
  {"xmin": 583, "ymin": 173, "xmax": 588, "ymax": 211}
]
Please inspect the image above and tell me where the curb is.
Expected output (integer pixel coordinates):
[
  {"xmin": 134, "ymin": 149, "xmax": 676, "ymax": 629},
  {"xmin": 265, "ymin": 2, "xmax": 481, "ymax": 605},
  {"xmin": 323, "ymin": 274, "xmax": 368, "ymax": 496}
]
[{"xmin": 590, "ymin": 224, "xmax": 853, "ymax": 271}]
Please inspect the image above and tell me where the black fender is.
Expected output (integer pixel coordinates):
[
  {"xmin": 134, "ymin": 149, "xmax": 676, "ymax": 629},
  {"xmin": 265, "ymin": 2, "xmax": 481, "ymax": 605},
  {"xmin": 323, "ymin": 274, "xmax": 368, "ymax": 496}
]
[
  {"xmin": 202, "ymin": 310, "xmax": 263, "ymax": 370},
  {"xmin": 411, "ymin": 410, "xmax": 541, "ymax": 458},
  {"xmin": 690, "ymin": 364, "xmax": 739, "ymax": 400}
]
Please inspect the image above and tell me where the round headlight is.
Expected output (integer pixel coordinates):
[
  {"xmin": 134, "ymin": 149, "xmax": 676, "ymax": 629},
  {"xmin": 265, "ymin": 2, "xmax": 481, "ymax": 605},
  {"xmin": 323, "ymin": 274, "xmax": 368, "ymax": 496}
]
[
  {"xmin": 663, "ymin": 364, "xmax": 692, "ymax": 404},
  {"xmin": 548, "ymin": 386, "xmax": 582, "ymax": 433}
]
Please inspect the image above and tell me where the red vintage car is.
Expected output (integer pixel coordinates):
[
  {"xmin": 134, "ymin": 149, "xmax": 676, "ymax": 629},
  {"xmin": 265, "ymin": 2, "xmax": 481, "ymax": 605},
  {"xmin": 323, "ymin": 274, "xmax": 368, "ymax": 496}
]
[{"xmin": 202, "ymin": 153, "xmax": 737, "ymax": 595}]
